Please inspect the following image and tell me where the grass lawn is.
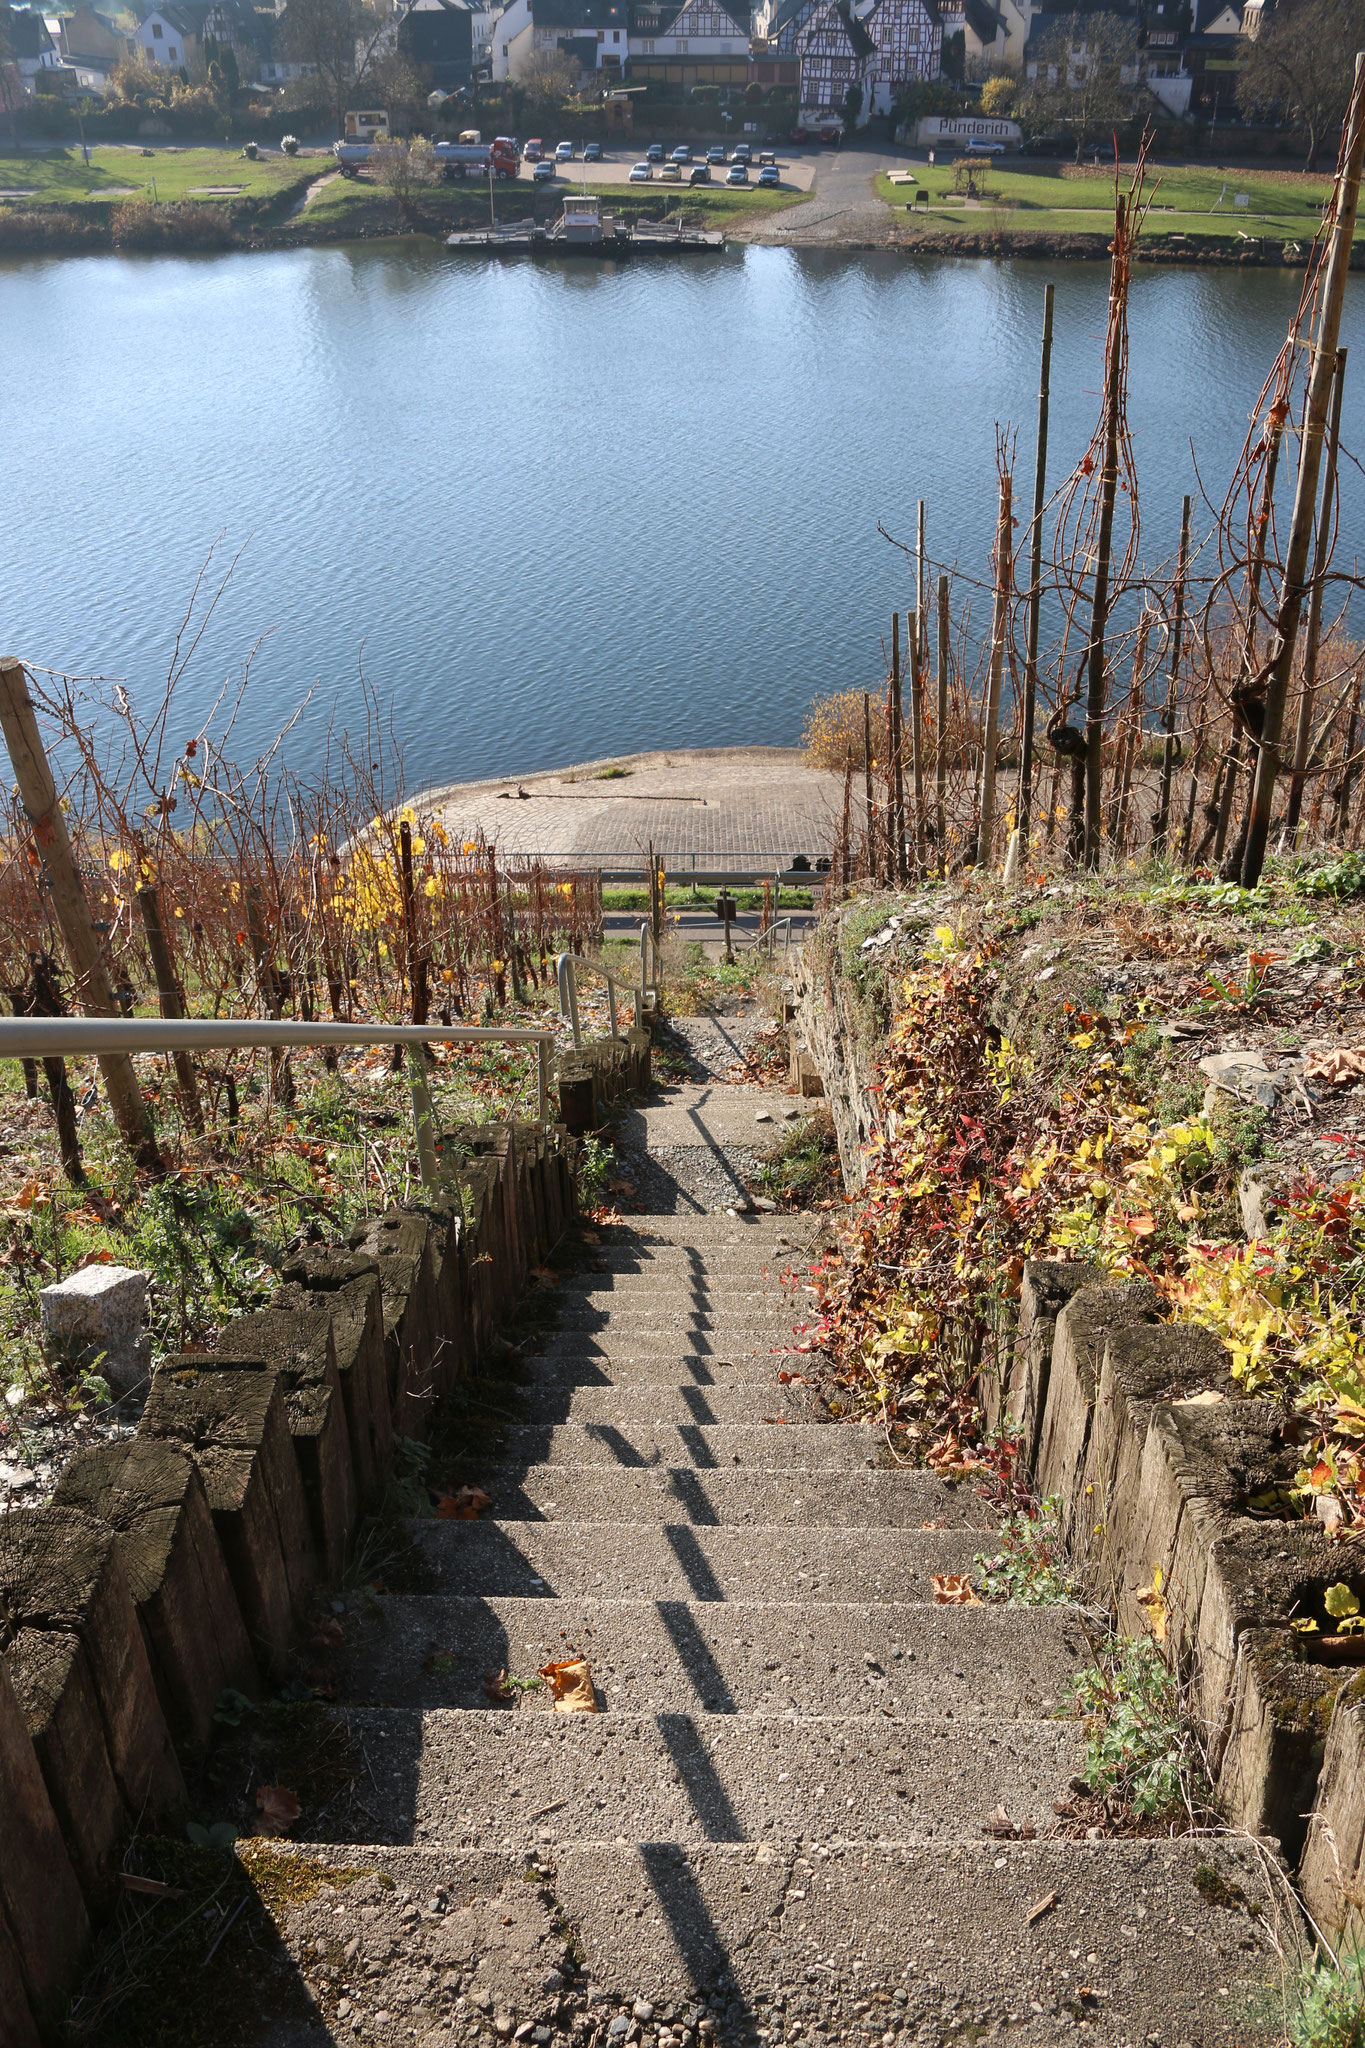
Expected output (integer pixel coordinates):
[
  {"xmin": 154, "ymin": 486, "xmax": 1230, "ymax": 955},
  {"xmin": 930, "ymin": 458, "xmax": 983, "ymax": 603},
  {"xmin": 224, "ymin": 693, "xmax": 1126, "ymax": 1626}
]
[
  {"xmin": 876, "ymin": 160, "xmax": 1352, "ymax": 241},
  {"xmin": 0, "ymin": 144, "xmax": 313, "ymax": 208},
  {"xmin": 302, "ymin": 169, "xmax": 805, "ymax": 233}
]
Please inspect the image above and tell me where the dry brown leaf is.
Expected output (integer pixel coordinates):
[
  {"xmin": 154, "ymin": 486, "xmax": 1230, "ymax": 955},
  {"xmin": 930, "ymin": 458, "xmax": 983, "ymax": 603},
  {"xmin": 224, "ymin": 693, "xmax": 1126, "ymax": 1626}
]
[
  {"xmin": 1304, "ymin": 1047, "xmax": 1365, "ymax": 1086},
  {"xmin": 481, "ymin": 1667, "xmax": 516, "ymax": 1704},
  {"xmin": 309, "ymin": 1616, "xmax": 344, "ymax": 1648},
  {"xmin": 1133, "ymin": 1570, "xmax": 1169, "ymax": 1646},
  {"xmin": 931, "ymin": 1574, "xmax": 981, "ymax": 1606},
  {"xmin": 538, "ymin": 1656, "xmax": 599, "ymax": 1713},
  {"xmin": 437, "ymin": 1486, "xmax": 492, "ymax": 1521},
  {"xmin": 255, "ymin": 1784, "xmax": 301, "ymax": 1834}
]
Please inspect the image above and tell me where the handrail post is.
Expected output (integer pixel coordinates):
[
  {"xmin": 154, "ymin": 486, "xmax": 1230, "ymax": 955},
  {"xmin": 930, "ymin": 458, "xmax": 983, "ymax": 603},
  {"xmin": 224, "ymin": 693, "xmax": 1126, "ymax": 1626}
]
[
  {"xmin": 556, "ymin": 951, "xmax": 582, "ymax": 1050},
  {"xmin": 406, "ymin": 1045, "xmax": 439, "ymax": 1189},
  {"xmin": 538, "ymin": 1036, "xmax": 552, "ymax": 1122},
  {"xmin": 607, "ymin": 977, "xmax": 618, "ymax": 1041}
]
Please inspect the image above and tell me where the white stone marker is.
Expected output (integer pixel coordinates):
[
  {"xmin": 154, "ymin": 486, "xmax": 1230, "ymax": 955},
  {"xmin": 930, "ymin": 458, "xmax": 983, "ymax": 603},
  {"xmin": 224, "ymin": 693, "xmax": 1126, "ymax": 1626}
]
[{"xmin": 40, "ymin": 1264, "xmax": 152, "ymax": 1394}]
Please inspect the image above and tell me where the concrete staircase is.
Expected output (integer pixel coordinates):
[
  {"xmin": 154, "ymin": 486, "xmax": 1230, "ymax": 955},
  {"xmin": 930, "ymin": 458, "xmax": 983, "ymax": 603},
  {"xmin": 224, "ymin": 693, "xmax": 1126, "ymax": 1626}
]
[{"xmin": 301, "ymin": 1086, "xmax": 1297, "ymax": 2048}]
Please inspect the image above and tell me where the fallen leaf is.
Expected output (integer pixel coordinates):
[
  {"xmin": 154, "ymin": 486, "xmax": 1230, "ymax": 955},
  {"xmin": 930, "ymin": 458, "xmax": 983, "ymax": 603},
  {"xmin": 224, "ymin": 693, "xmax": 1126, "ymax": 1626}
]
[
  {"xmin": 254, "ymin": 1785, "xmax": 301, "ymax": 1834},
  {"xmin": 1304, "ymin": 1047, "xmax": 1365, "ymax": 1086},
  {"xmin": 530, "ymin": 1266, "xmax": 559, "ymax": 1287},
  {"xmin": 309, "ymin": 1616, "xmax": 344, "ymax": 1648},
  {"xmin": 437, "ymin": 1486, "xmax": 492, "ymax": 1520},
  {"xmin": 482, "ymin": 1666, "xmax": 516, "ymax": 1704},
  {"xmin": 931, "ymin": 1574, "xmax": 981, "ymax": 1606},
  {"xmin": 538, "ymin": 1656, "xmax": 599, "ymax": 1713},
  {"xmin": 1134, "ymin": 1566, "xmax": 1169, "ymax": 1646}
]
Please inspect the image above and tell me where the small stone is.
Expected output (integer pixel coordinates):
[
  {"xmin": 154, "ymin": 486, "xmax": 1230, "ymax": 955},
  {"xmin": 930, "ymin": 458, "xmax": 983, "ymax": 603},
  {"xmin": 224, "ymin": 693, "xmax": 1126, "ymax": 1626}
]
[
  {"xmin": 608, "ymin": 2019, "xmax": 630, "ymax": 2039},
  {"xmin": 495, "ymin": 2016, "xmax": 515, "ymax": 2038},
  {"xmin": 516, "ymin": 2025, "xmax": 536, "ymax": 2040},
  {"xmin": 755, "ymin": 1111, "xmax": 774, "ymax": 1124},
  {"xmin": 40, "ymin": 1264, "xmax": 151, "ymax": 1394},
  {"xmin": 634, "ymin": 2004, "xmax": 656, "ymax": 2024},
  {"xmin": 337, "ymin": 1998, "xmax": 352, "ymax": 2017}
]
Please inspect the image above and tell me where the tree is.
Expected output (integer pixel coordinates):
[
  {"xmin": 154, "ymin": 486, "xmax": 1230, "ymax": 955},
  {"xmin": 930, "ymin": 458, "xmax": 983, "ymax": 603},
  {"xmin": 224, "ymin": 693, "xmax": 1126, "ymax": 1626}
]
[
  {"xmin": 519, "ymin": 47, "xmax": 577, "ymax": 100},
  {"xmin": 368, "ymin": 131, "xmax": 438, "ymax": 219},
  {"xmin": 0, "ymin": 13, "xmax": 23, "ymax": 150},
  {"xmin": 1237, "ymin": 0, "xmax": 1365, "ymax": 169},
  {"xmin": 979, "ymin": 73, "xmax": 1017, "ymax": 115},
  {"xmin": 281, "ymin": 0, "xmax": 392, "ymax": 138},
  {"xmin": 1016, "ymin": 11, "xmax": 1140, "ymax": 157},
  {"xmin": 844, "ymin": 80, "xmax": 863, "ymax": 123}
]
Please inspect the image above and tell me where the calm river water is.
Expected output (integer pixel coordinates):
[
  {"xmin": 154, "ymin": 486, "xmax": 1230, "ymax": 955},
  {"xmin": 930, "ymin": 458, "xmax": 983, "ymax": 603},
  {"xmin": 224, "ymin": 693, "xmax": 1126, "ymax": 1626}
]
[{"xmin": 3, "ymin": 243, "xmax": 1360, "ymax": 785}]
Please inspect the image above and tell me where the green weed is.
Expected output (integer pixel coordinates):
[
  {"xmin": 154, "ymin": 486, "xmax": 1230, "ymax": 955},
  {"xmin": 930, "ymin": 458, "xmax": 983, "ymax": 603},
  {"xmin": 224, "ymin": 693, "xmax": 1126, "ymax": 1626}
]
[
  {"xmin": 576, "ymin": 1134, "xmax": 612, "ymax": 1207},
  {"xmin": 1069, "ymin": 1636, "xmax": 1208, "ymax": 1820},
  {"xmin": 974, "ymin": 1498, "xmax": 1075, "ymax": 1605},
  {"xmin": 754, "ymin": 1109, "xmax": 840, "ymax": 1209},
  {"xmin": 1284, "ymin": 1945, "xmax": 1365, "ymax": 2048}
]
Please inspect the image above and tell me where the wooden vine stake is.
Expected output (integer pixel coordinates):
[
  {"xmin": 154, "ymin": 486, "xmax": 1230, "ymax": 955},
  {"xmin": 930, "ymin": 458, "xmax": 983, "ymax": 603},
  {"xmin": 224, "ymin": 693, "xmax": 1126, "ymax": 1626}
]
[
  {"xmin": 978, "ymin": 467, "xmax": 1012, "ymax": 870},
  {"xmin": 0, "ymin": 657, "xmax": 162, "ymax": 1173},
  {"xmin": 1017, "ymin": 283, "xmax": 1054, "ymax": 856},
  {"xmin": 136, "ymin": 881, "xmax": 204, "ymax": 1133},
  {"xmin": 1241, "ymin": 53, "xmax": 1365, "ymax": 885}
]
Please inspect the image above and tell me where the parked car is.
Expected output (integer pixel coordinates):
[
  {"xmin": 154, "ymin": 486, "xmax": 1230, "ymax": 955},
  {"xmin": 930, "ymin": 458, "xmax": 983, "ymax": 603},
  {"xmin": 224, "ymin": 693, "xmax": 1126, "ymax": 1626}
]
[
  {"xmin": 532, "ymin": 158, "xmax": 556, "ymax": 182},
  {"xmin": 965, "ymin": 137, "xmax": 1004, "ymax": 155},
  {"xmin": 706, "ymin": 144, "xmax": 726, "ymax": 163},
  {"xmin": 556, "ymin": 139, "xmax": 576, "ymax": 160},
  {"xmin": 759, "ymin": 148, "xmax": 776, "ymax": 165},
  {"xmin": 659, "ymin": 161, "xmax": 682, "ymax": 181},
  {"xmin": 523, "ymin": 138, "xmax": 543, "ymax": 160},
  {"xmin": 688, "ymin": 161, "xmax": 711, "ymax": 184},
  {"xmin": 670, "ymin": 143, "xmax": 691, "ymax": 163},
  {"xmin": 629, "ymin": 161, "xmax": 651, "ymax": 181},
  {"xmin": 646, "ymin": 141, "xmax": 664, "ymax": 161},
  {"xmin": 757, "ymin": 163, "xmax": 780, "ymax": 187},
  {"xmin": 584, "ymin": 140, "xmax": 602, "ymax": 161},
  {"xmin": 732, "ymin": 140, "xmax": 751, "ymax": 163},
  {"xmin": 726, "ymin": 161, "xmax": 748, "ymax": 184}
]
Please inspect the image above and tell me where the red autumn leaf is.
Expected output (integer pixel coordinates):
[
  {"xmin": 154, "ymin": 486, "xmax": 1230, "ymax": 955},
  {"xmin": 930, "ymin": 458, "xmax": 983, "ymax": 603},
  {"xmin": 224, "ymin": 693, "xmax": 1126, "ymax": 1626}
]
[
  {"xmin": 437, "ymin": 1486, "xmax": 492, "ymax": 1520},
  {"xmin": 309, "ymin": 1616, "xmax": 344, "ymax": 1648}
]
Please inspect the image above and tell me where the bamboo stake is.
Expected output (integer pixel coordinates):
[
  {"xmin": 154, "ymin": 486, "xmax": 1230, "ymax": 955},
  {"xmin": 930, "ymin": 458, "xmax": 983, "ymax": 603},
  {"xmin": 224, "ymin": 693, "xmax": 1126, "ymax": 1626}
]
[
  {"xmin": 136, "ymin": 882, "xmax": 204, "ymax": 1133},
  {"xmin": 908, "ymin": 608, "xmax": 927, "ymax": 877},
  {"xmin": 935, "ymin": 573, "xmax": 950, "ymax": 875},
  {"xmin": 1153, "ymin": 494, "xmax": 1192, "ymax": 855},
  {"xmin": 891, "ymin": 613, "xmax": 907, "ymax": 884},
  {"xmin": 862, "ymin": 692, "xmax": 877, "ymax": 880},
  {"xmin": 1018, "ymin": 282, "xmax": 1054, "ymax": 857},
  {"xmin": 1083, "ymin": 195, "xmax": 1128, "ymax": 869},
  {"xmin": 1111, "ymin": 612, "xmax": 1149, "ymax": 854},
  {"xmin": 1242, "ymin": 54, "xmax": 1365, "ymax": 885},
  {"xmin": 1286, "ymin": 346, "xmax": 1348, "ymax": 844},
  {"xmin": 0, "ymin": 657, "xmax": 161, "ymax": 1172},
  {"xmin": 978, "ymin": 471, "xmax": 1012, "ymax": 869}
]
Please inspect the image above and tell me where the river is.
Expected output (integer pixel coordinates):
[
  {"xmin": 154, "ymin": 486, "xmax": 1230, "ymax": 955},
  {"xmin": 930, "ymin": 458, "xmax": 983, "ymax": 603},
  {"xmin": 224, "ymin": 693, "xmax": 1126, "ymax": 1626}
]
[{"xmin": 3, "ymin": 242, "xmax": 1359, "ymax": 786}]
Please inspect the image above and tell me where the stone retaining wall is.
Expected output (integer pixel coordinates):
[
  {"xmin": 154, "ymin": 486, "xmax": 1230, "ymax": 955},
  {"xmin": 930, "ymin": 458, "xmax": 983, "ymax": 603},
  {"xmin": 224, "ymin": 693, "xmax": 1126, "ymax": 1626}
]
[
  {"xmin": 793, "ymin": 904, "xmax": 1364, "ymax": 1952},
  {"xmin": 0, "ymin": 1030, "xmax": 646, "ymax": 2042}
]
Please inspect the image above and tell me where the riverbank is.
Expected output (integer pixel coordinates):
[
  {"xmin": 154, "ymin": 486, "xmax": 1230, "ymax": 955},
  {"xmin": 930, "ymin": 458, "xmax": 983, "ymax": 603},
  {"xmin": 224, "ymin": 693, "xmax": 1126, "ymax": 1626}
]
[{"xmin": 4, "ymin": 142, "xmax": 1360, "ymax": 264}]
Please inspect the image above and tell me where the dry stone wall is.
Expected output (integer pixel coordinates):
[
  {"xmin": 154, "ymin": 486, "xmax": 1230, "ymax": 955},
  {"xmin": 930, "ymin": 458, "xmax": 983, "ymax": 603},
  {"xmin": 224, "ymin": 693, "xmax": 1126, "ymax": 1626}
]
[{"xmin": 0, "ymin": 1029, "xmax": 645, "ymax": 2043}]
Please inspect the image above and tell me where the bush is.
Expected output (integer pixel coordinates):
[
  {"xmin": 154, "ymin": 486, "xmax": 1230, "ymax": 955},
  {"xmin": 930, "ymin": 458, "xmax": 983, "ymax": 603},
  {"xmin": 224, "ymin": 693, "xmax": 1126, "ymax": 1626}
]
[
  {"xmin": 240, "ymin": 138, "xmax": 258, "ymax": 158},
  {"xmin": 0, "ymin": 207, "xmax": 108, "ymax": 251},
  {"xmin": 280, "ymin": 133, "xmax": 299, "ymax": 154},
  {"xmin": 803, "ymin": 688, "xmax": 872, "ymax": 770},
  {"xmin": 110, "ymin": 198, "xmax": 240, "ymax": 249},
  {"xmin": 979, "ymin": 74, "xmax": 1017, "ymax": 115},
  {"xmin": 690, "ymin": 83, "xmax": 719, "ymax": 101}
]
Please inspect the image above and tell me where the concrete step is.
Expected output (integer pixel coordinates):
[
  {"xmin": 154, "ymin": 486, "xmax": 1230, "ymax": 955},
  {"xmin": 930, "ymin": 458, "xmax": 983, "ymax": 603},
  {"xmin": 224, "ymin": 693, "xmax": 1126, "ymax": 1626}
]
[
  {"xmin": 534, "ymin": 1384, "xmax": 820, "ymax": 1425},
  {"xmin": 534, "ymin": 1328, "xmax": 803, "ymax": 1361},
  {"xmin": 333, "ymin": 1596, "xmax": 1087, "ymax": 1718},
  {"xmin": 518, "ymin": 1351, "xmax": 789, "ymax": 1388},
  {"xmin": 254, "ymin": 1836, "xmax": 1302, "ymax": 2047},
  {"xmin": 408, "ymin": 1519, "xmax": 993, "ymax": 1601},
  {"xmin": 568, "ymin": 1277, "xmax": 802, "ymax": 1302},
  {"xmin": 453, "ymin": 1465, "xmax": 989, "ymax": 1528},
  {"xmin": 582, "ymin": 1245, "xmax": 813, "ymax": 1273},
  {"xmin": 331, "ymin": 1707, "xmax": 1084, "ymax": 1847},
  {"xmin": 552, "ymin": 1307, "xmax": 800, "ymax": 1335},
  {"xmin": 472, "ymin": 1423, "xmax": 877, "ymax": 1472}
]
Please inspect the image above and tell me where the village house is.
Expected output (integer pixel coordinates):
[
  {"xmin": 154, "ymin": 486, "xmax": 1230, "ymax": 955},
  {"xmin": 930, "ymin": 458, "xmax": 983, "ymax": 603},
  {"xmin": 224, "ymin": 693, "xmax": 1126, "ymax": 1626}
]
[
  {"xmin": 397, "ymin": 0, "xmax": 476, "ymax": 87},
  {"xmin": 935, "ymin": 0, "xmax": 1031, "ymax": 75},
  {"xmin": 494, "ymin": 0, "xmax": 627, "ymax": 77},
  {"xmin": 5, "ymin": 4, "xmax": 63, "ymax": 89},
  {"xmin": 627, "ymin": 0, "xmax": 750, "ymax": 90},
  {"xmin": 795, "ymin": 0, "xmax": 940, "ymax": 122}
]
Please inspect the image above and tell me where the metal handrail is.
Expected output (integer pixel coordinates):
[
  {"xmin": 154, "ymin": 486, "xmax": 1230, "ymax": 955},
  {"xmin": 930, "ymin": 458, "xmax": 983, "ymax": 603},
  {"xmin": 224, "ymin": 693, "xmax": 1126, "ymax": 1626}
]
[
  {"xmin": 640, "ymin": 921, "xmax": 660, "ymax": 1003},
  {"xmin": 556, "ymin": 951, "xmax": 634, "ymax": 1051},
  {"xmin": 0, "ymin": 1018, "xmax": 556, "ymax": 1191},
  {"xmin": 733, "ymin": 916, "xmax": 799, "ymax": 960}
]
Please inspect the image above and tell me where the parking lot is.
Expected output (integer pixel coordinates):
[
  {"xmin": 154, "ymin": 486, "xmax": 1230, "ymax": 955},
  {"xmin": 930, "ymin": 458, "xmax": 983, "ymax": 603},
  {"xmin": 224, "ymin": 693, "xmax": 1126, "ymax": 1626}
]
[{"xmin": 513, "ymin": 144, "xmax": 819, "ymax": 192}]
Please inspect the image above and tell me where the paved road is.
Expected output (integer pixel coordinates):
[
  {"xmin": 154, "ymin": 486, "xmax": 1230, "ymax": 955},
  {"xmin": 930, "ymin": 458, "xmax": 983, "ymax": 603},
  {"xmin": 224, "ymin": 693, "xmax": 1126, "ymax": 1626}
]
[{"xmin": 738, "ymin": 134, "xmax": 910, "ymax": 246}]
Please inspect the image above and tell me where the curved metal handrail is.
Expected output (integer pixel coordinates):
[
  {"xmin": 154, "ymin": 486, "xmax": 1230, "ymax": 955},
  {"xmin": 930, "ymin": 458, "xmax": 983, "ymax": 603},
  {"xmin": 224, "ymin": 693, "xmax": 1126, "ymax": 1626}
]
[
  {"xmin": 0, "ymin": 1017, "xmax": 557, "ymax": 1190},
  {"xmin": 733, "ymin": 916, "xmax": 799, "ymax": 959},
  {"xmin": 556, "ymin": 952, "xmax": 635, "ymax": 1051},
  {"xmin": 639, "ymin": 920, "xmax": 661, "ymax": 1001}
]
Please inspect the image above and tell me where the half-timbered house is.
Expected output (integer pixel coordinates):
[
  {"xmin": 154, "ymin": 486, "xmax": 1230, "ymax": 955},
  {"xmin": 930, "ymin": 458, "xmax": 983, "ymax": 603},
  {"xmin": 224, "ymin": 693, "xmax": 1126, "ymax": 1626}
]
[
  {"xmin": 795, "ymin": 0, "xmax": 875, "ymax": 116},
  {"xmin": 628, "ymin": 0, "xmax": 750, "ymax": 85}
]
